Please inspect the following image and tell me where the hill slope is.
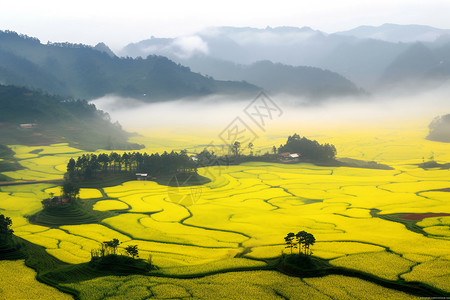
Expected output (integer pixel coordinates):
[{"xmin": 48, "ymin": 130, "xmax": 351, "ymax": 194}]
[
  {"xmin": 378, "ymin": 42, "xmax": 450, "ymax": 89},
  {"xmin": 179, "ymin": 58, "xmax": 362, "ymax": 98},
  {"xmin": 0, "ymin": 84, "xmax": 142, "ymax": 150}
]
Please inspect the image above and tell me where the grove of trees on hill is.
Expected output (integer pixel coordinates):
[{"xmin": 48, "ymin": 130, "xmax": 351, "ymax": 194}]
[
  {"xmin": 284, "ymin": 231, "xmax": 316, "ymax": 256},
  {"xmin": 67, "ymin": 151, "xmax": 197, "ymax": 180},
  {"xmin": 278, "ymin": 133, "xmax": 337, "ymax": 161}
]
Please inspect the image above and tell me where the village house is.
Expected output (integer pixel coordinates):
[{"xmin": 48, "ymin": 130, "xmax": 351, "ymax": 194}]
[
  {"xmin": 136, "ymin": 173, "xmax": 148, "ymax": 181},
  {"xmin": 279, "ymin": 152, "xmax": 301, "ymax": 163}
]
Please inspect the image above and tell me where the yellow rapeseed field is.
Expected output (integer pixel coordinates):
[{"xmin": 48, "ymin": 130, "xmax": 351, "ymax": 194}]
[
  {"xmin": 1, "ymin": 124, "xmax": 450, "ymax": 295},
  {"xmin": 0, "ymin": 260, "xmax": 72, "ymax": 299}
]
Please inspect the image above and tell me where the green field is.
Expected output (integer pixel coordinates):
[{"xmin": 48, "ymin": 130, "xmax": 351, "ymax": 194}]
[{"xmin": 1, "ymin": 124, "xmax": 450, "ymax": 299}]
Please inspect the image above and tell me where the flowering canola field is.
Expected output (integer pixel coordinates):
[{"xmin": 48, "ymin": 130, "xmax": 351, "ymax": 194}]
[{"xmin": 1, "ymin": 125, "xmax": 450, "ymax": 297}]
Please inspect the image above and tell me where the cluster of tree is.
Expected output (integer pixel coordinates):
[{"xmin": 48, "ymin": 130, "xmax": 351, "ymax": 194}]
[
  {"xmin": 41, "ymin": 179, "xmax": 80, "ymax": 208},
  {"xmin": 196, "ymin": 134, "xmax": 337, "ymax": 166},
  {"xmin": 124, "ymin": 245, "xmax": 139, "ymax": 259},
  {"xmin": 67, "ymin": 151, "xmax": 197, "ymax": 180},
  {"xmin": 0, "ymin": 214, "xmax": 13, "ymax": 242},
  {"xmin": 46, "ymin": 42, "xmax": 93, "ymax": 49},
  {"xmin": 91, "ymin": 239, "xmax": 120, "ymax": 258},
  {"xmin": 284, "ymin": 231, "xmax": 316, "ymax": 256},
  {"xmin": 91, "ymin": 238, "xmax": 139, "ymax": 260},
  {"xmin": 278, "ymin": 133, "xmax": 337, "ymax": 161},
  {"xmin": 195, "ymin": 144, "xmax": 246, "ymax": 166},
  {"xmin": 0, "ymin": 30, "xmax": 41, "ymax": 44}
]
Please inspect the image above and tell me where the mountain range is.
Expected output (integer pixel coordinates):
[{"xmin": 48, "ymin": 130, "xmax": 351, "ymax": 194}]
[
  {"xmin": 1, "ymin": 24, "xmax": 450, "ymax": 103},
  {"xmin": 0, "ymin": 30, "xmax": 259, "ymax": 102},
  {"xmin": 120, "ymin": 24, "xmax": 450, "ymax": 92}
]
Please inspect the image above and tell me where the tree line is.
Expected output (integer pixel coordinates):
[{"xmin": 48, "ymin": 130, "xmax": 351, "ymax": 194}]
[
  {"xmin": 67, "ymin": 150, "xmax": 197, "ymax": 180},
  {"xmin": 66, "ymin": 133, "xmax": 338, "ymax": 181}
]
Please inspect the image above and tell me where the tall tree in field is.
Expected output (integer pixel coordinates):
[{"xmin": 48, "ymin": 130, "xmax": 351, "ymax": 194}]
[
  {"xmin": 67, "ymin": 158, "xmax": 76, "ymax": 178},
  {"xmin": 109, "ymin": 152, "xmax": 120, "ymax": 173},
  {"xmin": 304, "ymin": 233, "xmax": 316, "ymax": 256},
  {"xmin": 232, "ymin": 141, "xmax": 241, "ymax": 157},
  {"xmin": 98, "ymin": 153, "xmax": 110, "ymax": 173},
  {"xmin": 124, "ymin": 245, "xmax": 139, "ymax": 259},
  {"xmin": 104, "ymin": 238, "xmax": 120, "ymax": 255},
  {"xmin": 248, "ymin": 142, "xmax": 254, "ymax": 156},
  {"xmin": 62, "ymin": 180, "xmax": 80, "ymax": 202},
  {"xmin": 0, "ymin": 214, "xmax": 13, "ymax": 241},
  {"xmin": 296, "ymin": 230, "xmax": 307, "ymax": 255},
  {"xmin": 122, "ymin": 152, "xmax": 130, "ymax": 172},
  {"xmin": 284, "ymin": 232, "xmax": 296, "ymax": 255}
]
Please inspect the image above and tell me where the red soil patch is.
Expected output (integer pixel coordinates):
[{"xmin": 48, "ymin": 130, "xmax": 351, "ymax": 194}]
[{"xmin": 401, "ymin": 213, "xmax": 450, "ymax": 221}]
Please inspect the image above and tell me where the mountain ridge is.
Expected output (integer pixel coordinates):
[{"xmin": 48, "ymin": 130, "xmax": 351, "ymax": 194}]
[
  {"xmin": 119, "ymin": 24, "xmax": 450, "ymax": 92},
  {"xmin": 0, "ymin": 30, "xmax": 259, "ymax": 102}
]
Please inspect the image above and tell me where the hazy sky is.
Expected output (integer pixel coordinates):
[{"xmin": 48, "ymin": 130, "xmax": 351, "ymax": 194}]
[{"xmin": 1, "ymin": 0, "xmax": 449, "ymax": 51}]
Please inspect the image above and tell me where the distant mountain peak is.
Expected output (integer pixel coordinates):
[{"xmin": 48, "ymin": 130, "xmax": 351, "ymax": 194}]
[
  {"xmin": 336, "ymin": 24, "xmax": 450, "ymax": 43},
  {"xmin": 94, "ymin": 42, "xmax": 116, "ymax": 57}
]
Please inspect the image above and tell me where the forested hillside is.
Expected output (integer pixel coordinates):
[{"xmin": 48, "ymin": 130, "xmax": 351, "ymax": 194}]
[
  {"xmin": 0, "ymin": 31, "xmax": 259, "ymax": 101},
  {"xmin": 0, "ymin": 85, "xmax": 142, "ymax": 150}
]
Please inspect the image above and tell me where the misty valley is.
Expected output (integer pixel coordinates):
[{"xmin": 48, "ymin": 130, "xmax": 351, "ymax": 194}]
[{"xmin": 1, "ymin": 24, "xmax": 450, "ymax": 300}]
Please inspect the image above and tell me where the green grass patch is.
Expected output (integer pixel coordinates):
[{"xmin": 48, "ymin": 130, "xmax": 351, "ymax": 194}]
[
  {"xmin": 73, "ymin": 174, "xmax": 136, "ymax": 189},
  {"xmin": 419, "ymin": 160, "xmax": 450, "ymax": 170},
  {"xmin": 29, "ymin": 148, "xmax": 44, "ymax": 155},
  {"xmin": 337, "ymin": 157, "xmax": 394, "ymax": 170},
  {"xmin": 370, "ymin": 209, "xmax": 427, "ymax": 236},
  {"xmin": 74, "ymin": 172, "xmax": 211, "ymax": 189},
  {"xmin": 278, "ymin": 254, "xmax": 448, "ymax": 298},
  {"xmin": 0, "ymin": 144, "xmax": 24, "ymax": 176},
  {"xmin": 0, "ymin": 173, "xmax": 14, "ymax": 182},
  {"xmin": 28, "ymin": 199, "xmax": 115, "ymax": 227},
  {"xmin": 0, "ymin": 236, "xmax": 25, "ymax": 260},
  {"xmin": 158, "ymin": 173, "xmax": 211, "ymax": 187},
  {"xmin": 90, "ymin": 254, "xmax": 154, "ymax": 274}
]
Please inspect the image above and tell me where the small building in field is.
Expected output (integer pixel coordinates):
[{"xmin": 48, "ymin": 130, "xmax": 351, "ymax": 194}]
[
  {"xmin": 136, "ymin": 173, "xmax": 148, "ymax": 181},
  {"xmin": 42, "ymin": 196, "xmax": 70, "ymax": 208},
  {"xmin": 279, "ymin": 152, "xmax": 301, "ymax": 163},
  {"xmin": 20, "ymin": 123, "xmax": 38, "ymax": 129}
]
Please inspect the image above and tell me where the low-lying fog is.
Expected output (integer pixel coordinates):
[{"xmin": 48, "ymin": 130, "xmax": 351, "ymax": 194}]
[{"xmin": 91, "ymin": 87, "xmax": 450, "ymax": 134}]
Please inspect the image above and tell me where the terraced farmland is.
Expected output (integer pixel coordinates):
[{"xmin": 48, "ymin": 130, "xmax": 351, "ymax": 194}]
[{"xmin": 1, "ymin": 126, "xmax": 450, "ymax": 298}]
